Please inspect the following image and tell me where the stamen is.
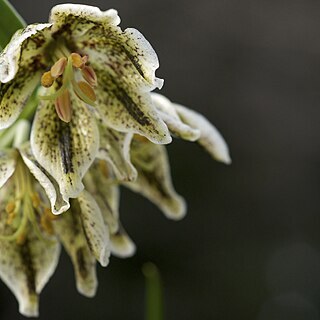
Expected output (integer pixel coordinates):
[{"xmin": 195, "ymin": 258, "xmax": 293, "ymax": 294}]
[
  {"xmin": 6, "ymin": 211, "xmax": 16, "ymax": 225},
  {"xmin": 31, "ymin": 193, "xmax": 41, "ymax": 208},
  {"xmin": 99, "ymin": 160, "xmax": 109, "ymax": 178},
  {"xmin": 71, "ymin": 53, "xmax": 85, "ymax": 68},
  {"xmin": 16, "ymin": 232, "xmax": 27, "ymax": 245},
  {"xmin": 72, "ymin": 80, "xmax": 96, "ymax": 105},
  {"xmin": 81, "ymin": 65, "xmax": 98, "ymax": 87},
  {"xmin": 41, "ymin": 71, "xmax": 54, "ymax": 88},
  {"xmin": 5, "ymin": 201, "xmax": 15, "ymax": 214},
  {"xmin": 55, "ymin": 90, "xmax": 72, "ymax": 123},
  {"xmin": 51, "ymin": 57, "xmax": 67, "ymax": 78}
]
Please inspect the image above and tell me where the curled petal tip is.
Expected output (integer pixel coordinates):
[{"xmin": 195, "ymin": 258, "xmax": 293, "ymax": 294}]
[{"xmin": 99, "ymin": 247, "xmax": 110, "ymax": 267}]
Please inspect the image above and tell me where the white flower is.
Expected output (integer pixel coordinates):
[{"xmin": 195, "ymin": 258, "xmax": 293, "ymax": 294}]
[{"xmin": 0, "ymin": 4, "xmax": 171, "ymax": 203}]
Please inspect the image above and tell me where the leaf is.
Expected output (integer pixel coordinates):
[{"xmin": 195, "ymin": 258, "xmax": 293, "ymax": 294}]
[{"xmin": 0, "ymin": 0, "xmax": 26, "ymax": 49}]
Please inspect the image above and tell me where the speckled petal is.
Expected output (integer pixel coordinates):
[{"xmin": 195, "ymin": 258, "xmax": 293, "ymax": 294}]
[
  {"xmin": 85, "ymin": 163, "xmax": 135, "ymax": 258},
  {"xmin": 19, "ymin": 142, "xmax": 70, "ymax": 215},
  {"xmin": 151, "ymin": 93, "xmax": 201, "ymax": 141},
  {"xmin": 0, "ymin": 148, "xmax": 17, "ymax": 188},
  {"xmin": 52, "ymin": 4, "xmax": 170, "ymax": 144},
  {"xmin": 174, "ymin": 103, "xmax": 231, "ymax": 164},
  {"xmin": 0, "ymin": 188, "xmax": 60, "ymax": 317},
  {"xmin": 84, "ymin": 162, "xmax": 119, "ymax": 234},
  {"xmin": 30, "ymin": 94, "xmax": 99, "ymax": 200},
  {"xmin": 94, "ymin": 74, "xmax": 171, "ymax": 144},
  {"xmin": 125, "ymin": 139, "xmax": 186, "ymax": 220},
  {"xmin": 50, "ymin": 4, "xmax": 162, "ymax": 90},
  {"xmin": 49, "ymin": 4, "xmax": 120, "ymax": 33},
  {"xmin": 0, "ymin": 24, "xmax": 51, "ymax": 129},
  {"xmin": 97, "ymin": 125, "xmax": 137, "ymax": 182},
  {"xmin": 77, "ymin": 191, "xmax": 110, "ymax": 267},
  {"xmin": 53, "ymin": 200, "xmax": 97, "ymax": 297},
  {"xmin": 110, "ymin": 225, "xmax": 136, "ymax": 258}
]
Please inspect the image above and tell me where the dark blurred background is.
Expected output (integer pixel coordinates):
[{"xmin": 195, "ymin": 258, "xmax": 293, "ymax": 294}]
[{"xmin": 2, "ymin": 0, "xmax": 320, "ymax": 319}]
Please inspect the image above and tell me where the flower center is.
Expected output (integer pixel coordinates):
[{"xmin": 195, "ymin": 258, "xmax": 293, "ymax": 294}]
[
  {"xmin": 39, "ymin": 52, "xmax": 98, "ymax": 123},
  {"xmin": 1, "ymin": 157, "xmax": 56, "ymax": 244}
]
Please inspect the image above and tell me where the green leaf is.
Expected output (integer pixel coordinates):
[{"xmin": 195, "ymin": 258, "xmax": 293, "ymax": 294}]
[
  {"xmin": 142, "ymin": 262, "xmax": 164, "ymax": 320},
  {"xmin": 0, "ymin": 0, "xmax": 26, "ymax": 48}
]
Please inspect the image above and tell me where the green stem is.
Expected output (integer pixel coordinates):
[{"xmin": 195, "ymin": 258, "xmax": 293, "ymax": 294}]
[
  {"xmin": 0, "ymin": 0, "xmax": 26, "ymax": 48},
  {"xmin": 142, "ymin": 262, "xmax": 164, "ymax": 320}
]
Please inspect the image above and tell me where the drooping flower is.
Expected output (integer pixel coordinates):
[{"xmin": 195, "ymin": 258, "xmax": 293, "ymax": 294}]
[
  {"xmin": 0, "ymin": 3, "xmax": 171, "ymax": 203},
  {"xmin": 0, "ymin": 144, "xmax": 111, "ymax": 316},
  {"xmin": 0, "ymin": 3, "xmax": 231, "ymax": 318}
]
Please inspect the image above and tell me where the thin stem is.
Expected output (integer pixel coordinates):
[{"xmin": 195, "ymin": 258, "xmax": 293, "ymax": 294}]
[{"xmin": 142, "ymin": 262, "xmax": 164, "ymax": 320}]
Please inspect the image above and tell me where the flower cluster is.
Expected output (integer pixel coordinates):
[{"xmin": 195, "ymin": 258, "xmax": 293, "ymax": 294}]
[{"xmin": 0, "ymin": 4, "xmax": 230, "ymax": 317}]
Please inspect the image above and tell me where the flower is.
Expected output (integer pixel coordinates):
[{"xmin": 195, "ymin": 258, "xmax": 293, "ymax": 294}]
[
  {"xmin": 0, "ymin": 3, "xmax": 231, "ymax": 318},
  {"xmin": 0, "ymin": 3, "xmax": 171, "ymax": 204},
  {"xmin": 0, "ymin": 144, "xmax": 112, "ymax": 317}
]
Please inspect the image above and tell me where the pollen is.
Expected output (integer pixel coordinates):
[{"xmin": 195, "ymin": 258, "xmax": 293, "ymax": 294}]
[
  {"xmin": 41, "ymin": 71, "xmax": 54, "ymax": 88},
  {"xmin": 71, "ymin": 53, "xmax": 85, "ymax": 68}
]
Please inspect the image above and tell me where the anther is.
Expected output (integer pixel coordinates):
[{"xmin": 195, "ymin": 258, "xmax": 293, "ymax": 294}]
[
  {"xmin": 55, "ymin": 90, "xmax": 72, "ymax": 123},
  {"xmin": 71, "ymin": 53, "xmax": 85, "ymax": 68},
  {"xmin": 5, "ymin": 202, "xmax": 15, "ymax": 214},
  {"xmin": 51, "ymin": 57, "xmax": 67, "ymax": 78},
  {"xmin": 6, "ymin": 211, "xmax": 16, "ymax": 225},
  {"xmin": 81, "ymin": 65, "xmax": 98, "ymax": 87},
  {"xmin": 99, "ymin": 160, "xmax": 109, "ymax": 178},
  {"xmin": 77, "ymin": 81, "xmax": 96, "ymax": 102},
  {"xmin": 41, "ymin": 71, "xmax": 54, "ymax": 88},
  {"xmin": 31, "ymin": 193, "xmax": 41, "ymax": 208}
]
